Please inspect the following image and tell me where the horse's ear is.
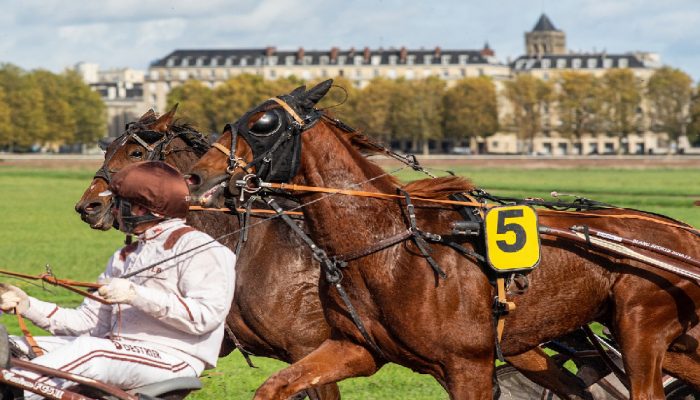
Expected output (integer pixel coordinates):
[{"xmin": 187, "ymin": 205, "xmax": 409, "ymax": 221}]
[
  {"xmin": 290, "ymin": 85, "xmax": 307, "ymax": 98},
  {"xmin": 151, "ymin": 104, "xmax": 179, "ymax": 132},
  {"xmin": 138, "ymin": 109, "xmax": 156, "ymax": 122},
  {"xmin": 301, "ymin": 79, "xmax": 333, "ymax": 108}
]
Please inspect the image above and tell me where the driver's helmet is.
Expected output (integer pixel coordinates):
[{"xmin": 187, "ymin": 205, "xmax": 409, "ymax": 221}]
[{"xmin": 108, "ymin": 161, "xmax": 188, "ymax": 233}]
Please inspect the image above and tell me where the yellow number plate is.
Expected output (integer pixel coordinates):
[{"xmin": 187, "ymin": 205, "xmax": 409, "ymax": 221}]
[{"xmin": 484, "ymin": 205, "xmax": 541, "ymax": 272}]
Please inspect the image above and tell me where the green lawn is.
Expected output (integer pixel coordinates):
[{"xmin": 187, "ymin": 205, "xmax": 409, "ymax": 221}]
[{"xmin": 0, "ymin": 165, "xmax": 697, "ymax": 399}]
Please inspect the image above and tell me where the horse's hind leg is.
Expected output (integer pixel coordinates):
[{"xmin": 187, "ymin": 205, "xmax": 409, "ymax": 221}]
[{"xmin": 253, "ymin": 339, "xmax": 381, "ymax": 400}]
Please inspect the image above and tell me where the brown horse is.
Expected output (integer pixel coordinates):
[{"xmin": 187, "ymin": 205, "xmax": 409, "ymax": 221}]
[
  {"xmin": 187, "ymin": 80, "xmax": 700, "ymax": 400},
  {"xmin": 74, "ymin": 108, "xmax": 339, "ymax": 400}
]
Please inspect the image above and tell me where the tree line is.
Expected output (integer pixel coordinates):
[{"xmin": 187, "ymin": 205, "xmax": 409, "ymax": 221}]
[
  {"xmin": 169, "ymin": 67, "xmax": 700, "ymax": 154},
  {"xmin": 0, "ymin": 64, "xmax": 105, "ymax": 152}
]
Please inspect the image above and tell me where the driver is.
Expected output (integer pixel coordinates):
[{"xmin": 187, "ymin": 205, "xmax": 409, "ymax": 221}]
[{"xmin": 0, "ymin": 161, "xmax": 236, "ymax": 396}]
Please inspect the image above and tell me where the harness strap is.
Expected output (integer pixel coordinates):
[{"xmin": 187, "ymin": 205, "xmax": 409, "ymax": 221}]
[
  {"xmin": 262, "ymin": 195, "xmax": 387, "ymax": 360},
  {"xmin": 336, "ymin": 230, "xmax": 413, "ymax": 262},
  {"xmin": 269, "ymin": 98, "xmax": 304, "ymax": 125},
  {"xmin": 399, "ymin": 189, "xmax": 447, "ymax": 279},
  {"xmin": 225, "ymin": 325, "xmax": 256, "ymax": 368},
  {"xmin": 16, "ymin": 313, "xmax": 42, "ymax": 357},
  {"xmin": 188, "ymin": 205, "xmax": 303, "ymax": 216}
]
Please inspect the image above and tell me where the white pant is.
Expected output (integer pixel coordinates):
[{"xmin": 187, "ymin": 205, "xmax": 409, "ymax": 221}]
[{"xmin": 11, "ymin": 336, "xmax": 200, "ymax": 398}]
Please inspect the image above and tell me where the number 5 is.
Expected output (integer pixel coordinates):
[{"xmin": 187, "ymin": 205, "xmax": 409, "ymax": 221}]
[{"xmin": 496, "ymin": 209, "xmax": 526, "ymax": 253}]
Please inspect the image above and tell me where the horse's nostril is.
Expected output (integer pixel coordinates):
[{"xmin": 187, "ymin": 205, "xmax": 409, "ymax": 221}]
[
  {"xmin": 186, "ymin": 173, "xmax": 201, "ymax": 187},
  {"xmin": 80, "ymin": 202, "xmax": 103, "ymax": 214}
]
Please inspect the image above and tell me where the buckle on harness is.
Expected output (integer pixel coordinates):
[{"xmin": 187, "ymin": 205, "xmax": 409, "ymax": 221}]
[{"xmin": 450, "ymin": 221, "xmax": 481, "ymax": 236}]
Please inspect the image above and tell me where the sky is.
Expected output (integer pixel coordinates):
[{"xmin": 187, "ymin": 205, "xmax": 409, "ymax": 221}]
[{"xmin": 1, "ymin": 0, "xmax": 699, "ymax": 81}]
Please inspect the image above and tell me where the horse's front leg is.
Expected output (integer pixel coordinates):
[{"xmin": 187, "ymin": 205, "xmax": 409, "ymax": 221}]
[{"xmin": 253, "ymin": 338, "xmax": 381, "ymax": 400}]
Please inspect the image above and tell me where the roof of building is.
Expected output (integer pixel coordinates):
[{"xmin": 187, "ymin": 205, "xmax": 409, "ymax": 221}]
[
  {"xmin": 150, "ymin": 46, "xmax": 501, "ymax": 68},
  {"xmin": 511, "ymin": 53, "xmax": 651, "ymax": 71},
  {"xmin": 532, "ymin": 14, "xmax": 558, "ymax": 32}
]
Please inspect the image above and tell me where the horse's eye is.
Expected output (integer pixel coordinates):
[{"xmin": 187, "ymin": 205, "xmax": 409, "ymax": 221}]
[
  {"xmin": 129, "ymin": 149, "xmax": 144, "ymax": 159},
  {"xmin": 250, "ymin": 112, "xmax": 280, "ymax": 135}
]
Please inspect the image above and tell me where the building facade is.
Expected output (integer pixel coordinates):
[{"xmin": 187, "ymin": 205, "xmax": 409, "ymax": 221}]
[
  {"xmin": 143, "ymin": 45, "xmax": 510, "ymax": 113},
  {"xmin": 84, "ymin": 14, "xmax": 689, "ymax": 154}
]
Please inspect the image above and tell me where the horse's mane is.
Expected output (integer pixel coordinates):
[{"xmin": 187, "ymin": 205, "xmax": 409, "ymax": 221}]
[
  {"xmin": 320, "ymin": 114, "xmax": 472, "ymax": 198},
  {"xmin": 402, "ymin": 176, "xmax": 475, "ymax": 199},
  {"xmin": 131, "ymin": 114, "xmax": 211, "ymax": 157}
]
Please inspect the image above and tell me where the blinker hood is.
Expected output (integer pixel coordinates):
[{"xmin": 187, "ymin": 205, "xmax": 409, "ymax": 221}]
[{"xmin": 231, "ymin": 79, "xmax": 333, "ymax": 183}]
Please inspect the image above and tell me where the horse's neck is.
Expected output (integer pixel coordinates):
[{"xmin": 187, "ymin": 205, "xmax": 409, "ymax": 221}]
[
  {"xmin": 186, "ymin": 211, "xmax": 240, "ymax": 252},
  {"xmin": 296, "ymin": 130, "xmax": 402, "ymax": 253}
]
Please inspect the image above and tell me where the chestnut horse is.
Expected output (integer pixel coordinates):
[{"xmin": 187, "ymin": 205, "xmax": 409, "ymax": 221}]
[
  {"xmin": 188, "ymin": 80, "xmax": 700, "ymax": 400},
  {"xmin": 74, "ymin": 108, "xmax": 338, "ymax": 400}
]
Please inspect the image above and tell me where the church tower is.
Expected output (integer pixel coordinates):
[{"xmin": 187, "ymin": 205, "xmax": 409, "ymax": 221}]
[{"xmin": 525, "ymin": 14, "xmax": 566, "ymax": 56}]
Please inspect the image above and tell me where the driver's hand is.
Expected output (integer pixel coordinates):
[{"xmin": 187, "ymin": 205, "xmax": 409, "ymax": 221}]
[{"xmin": 0, "ymin": 284, "xmax": 29, "ymax": 314}]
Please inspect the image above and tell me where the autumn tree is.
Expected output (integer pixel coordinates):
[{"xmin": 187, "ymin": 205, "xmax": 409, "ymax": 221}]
[
  {"xmin": 211, "ymin": 74, "xmax": 277, "ymax": 132},
  {"xmin": 352, "ymin": 78, "xmax": 395, "ymax": 141},
  {"xmin": 0, "ymin": 64, "xmax": 47, "ymax": 149},
  {"xmin": 647, "ymin": 67, "xmax": 693, "ymax": 151},
  {"xmin": 687, "ymin": 83, "xmax": 700, "ymax": 145},
  {"xmin": 63, "ymin": 70, "xmax": 106, "ymax": 146},
  {"xmin": 0, "ymin": 87, "xmax": 12, "ymax": 147},
  {"xmin": 504, "ymin": 74, "xmax": 554, "ymax": 154},
  {"xmin": 167, "ymin": 80, "xmax": 216, "ymax": 132},
  {"xmin": 443, "ymin": 76, "xmax": 499, "ymax": 143},
  {"xmin": 557, "ymin": 71, "xmax": 604, "ymax": 148},
  {"xmin": 601, "ymin": 69, "xmax": 642, "ymax": 136},
  {"xmin": 33, "ymin": 69, "xmax": 77, "ymax": 147},
  {"xmin": 386, "ymin": 77, "xmax": 445, "ymax": 155}
]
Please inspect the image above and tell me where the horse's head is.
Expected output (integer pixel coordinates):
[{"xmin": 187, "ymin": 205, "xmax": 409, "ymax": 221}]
[
  {"xmin": 188, "ymin": 80, "xmax": 334, "ymax": 208},
  {"xmin": 75, "ymin": 105, "xmax": 209, "ymax": 230}
]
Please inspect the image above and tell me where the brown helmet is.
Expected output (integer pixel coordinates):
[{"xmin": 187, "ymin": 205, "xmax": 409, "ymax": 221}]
[{"xmin": 109, "ymin": 161, "xmax": 189, "ymax": 218}]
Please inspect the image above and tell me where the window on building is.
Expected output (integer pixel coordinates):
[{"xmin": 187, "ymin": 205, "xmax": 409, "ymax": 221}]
[
  {"xmin": 355, "ymin": 69, "xmax": 362, "ymax": 78},
  {"xmin": 459, "ymin": 54, "xmax": 468, "ymax": 65},
  {"xmin": 542, "ymin": 143, "xmax": 552, "ymax": 154},
  {"xmin": 270, "ymin": 70, "xmax": 276, "ymax": 78},
  {"xmin": 442, "ymin": 69, "xmax": 449, "ymax": 78},
  {"xmin": 371, "ymin": 55, "xmax": 381, "ymax": 65},
  {"xmin": 268, "ymin": 56, "xmax": 278, "ymax": 66},
  {"xmin": 285, "ymin": 56, "xmax": 294, "ymax": 66},
  {"xmin": 492, "ymin": 141, "xmax": 499, "ymax": 148},
  {"xmin": 407, "ymin": 55, "xmax": 416, "ymax": 65},
  {"xmin": 254, "ymin": 57, "xmax": 262, "ymax": 66},
  {"xmin": 240, "ymin": 57, "xmax": 248, "ymax": 66},
  {"xmin": 354, "ymin": 55, "xmax": 363, "ymax": 65},
  {"xmin": 556, "ymin": 58, "xmax": 567, "ymax": 68},
  {"xmin": 541, "ymin": 59, "xmax": 551, "ymax": 68},
  {"xmin": 388, "ymin": 55, "xmax": 397, "ymax": 65},
  {"xmin": 181, "ymin": 57, "xmax": 189, "ymax": 67},
  {"xmin": 587, "ymin": 58, "xmax": 598, "ymax": 68},
  {"xmin": 603, "ymin": 58, "xmax": 613, "ymax": 68},
  {"xmin": 461, "ymin": 68, "xmax": 467, "ymax": 77},
  {"xmin": 304, "ymin": 56, "xmax": 312, "ymax": 65},
  {"xmin": 604, "ymin": 142, "xmax": 615, "ymax": 154},
  {"xmin": 166, "ymin": 58, "xmax": 175, "ymax": 67},
  {"xmin": 558, "ymin": 143, "xmax": 568, "ymax": 155},
  {"xmin": 618, "ymin": 58, "xmax": 628, "ymax": 68},
  {"xmin": 588, "ymin": 143, "xmax": 598, "ymax": 154},
  {"xmin": 225, "ymin": 57, "xmax": 234, "ymax": 66},
  {"xmin": 338, "ymin": 55, "xmax": 346, "ymax": 65},
  {"xmin": 320, "ymin": 56, "xmax": 329, "ymax": 65},
  {"xmin": 441, "ymin": 55, "xmax": 451, "ymax": 65},
  {"xmin": 196, "ymin": 57, "xmax": 204, "ymax": 67},
  {"xmin": 572, "ymin": 58, "xmax": 582, "ymax": 68},
  {"xmin": 373, "ymin": 69, "xmax": 380, "ymax": 77},
  {"xmin": 424, "ymin": 55, "xmax": 433, "ymax": 64}
]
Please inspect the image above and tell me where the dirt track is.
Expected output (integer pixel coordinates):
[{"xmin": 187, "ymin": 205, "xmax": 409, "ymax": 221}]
[{"xmin": 2, "ymin": 155, "xmax": 700, "ymax": 170}]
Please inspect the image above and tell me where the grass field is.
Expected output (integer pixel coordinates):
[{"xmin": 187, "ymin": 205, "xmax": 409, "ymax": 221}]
[{"xmin": 0, "ymin": 163, "xmax": 697, "ymax": 399}]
